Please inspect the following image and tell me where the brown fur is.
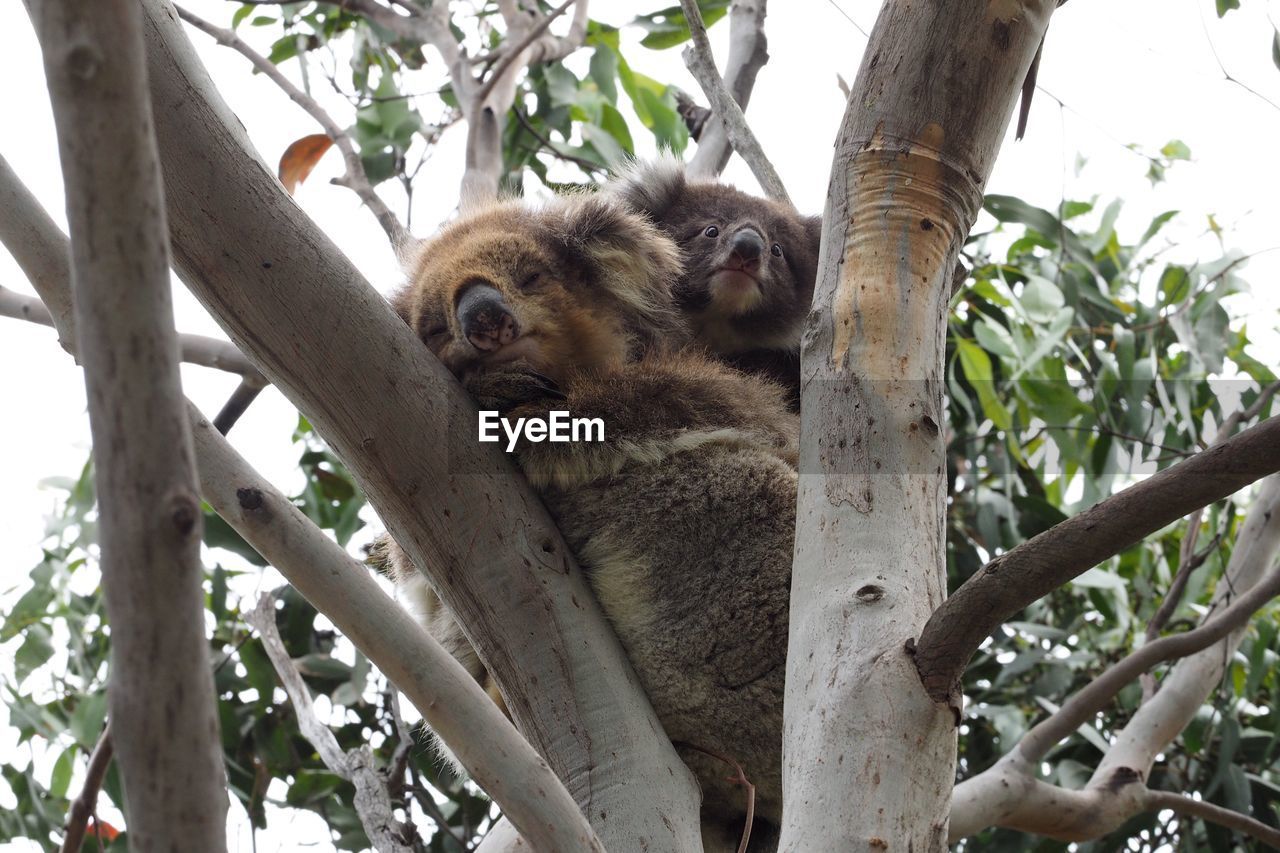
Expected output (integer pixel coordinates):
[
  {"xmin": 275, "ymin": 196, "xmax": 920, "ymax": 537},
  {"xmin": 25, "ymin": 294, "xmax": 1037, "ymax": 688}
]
[
  {"xmin": 379, "ymin": 192, "xmax": 796, "ymax": 851},
  {"xmin": 606, "ymin": 158, "xmax": 822, "ymax": 403}
]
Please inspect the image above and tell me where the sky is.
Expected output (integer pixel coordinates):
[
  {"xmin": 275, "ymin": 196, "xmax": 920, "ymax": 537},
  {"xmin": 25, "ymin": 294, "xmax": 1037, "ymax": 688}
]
[{"xmin": 1, "ymin": 0, "xmax": 1279, "ymax": 849}]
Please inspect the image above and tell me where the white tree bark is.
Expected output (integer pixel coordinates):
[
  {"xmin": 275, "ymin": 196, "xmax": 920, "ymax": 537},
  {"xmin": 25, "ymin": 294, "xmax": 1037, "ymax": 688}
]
[
  {"xmin": 784, "ymin": 2, "xmax": 1056, "ymax": 848},
  {"xmin": 136, "ymin": 1, "xmax": 704, "ymax": 848},
  {"xmin": 28, "ymin": 0, "xmax": 227, "ymax": 846},
  {"xmin": 685, "ymin": 0, "xmax": 770, "ymax": 181}
]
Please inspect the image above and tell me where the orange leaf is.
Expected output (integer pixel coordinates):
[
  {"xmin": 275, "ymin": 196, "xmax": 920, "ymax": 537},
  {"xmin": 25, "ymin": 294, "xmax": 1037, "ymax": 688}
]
[
  {"xmin": 278, "ymin": 134, "xmax": 334, "ymax": 195},
  {"xmin": 84, "ymin": 818, "xmax": 121, "ymax": 844}
]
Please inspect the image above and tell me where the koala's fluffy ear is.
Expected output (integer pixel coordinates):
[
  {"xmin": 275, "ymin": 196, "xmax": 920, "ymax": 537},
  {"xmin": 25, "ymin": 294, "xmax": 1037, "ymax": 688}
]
[
  {"xmin": 804, "ymin": 215, "xmax": 824, "ymax": 260},
  {"xmin": 551, "ymin": 193, "xmax": 687, "ymax": 352},
  {"xmin": 606, "ymin": 155, "xmax": 689, "ymax": 223}
]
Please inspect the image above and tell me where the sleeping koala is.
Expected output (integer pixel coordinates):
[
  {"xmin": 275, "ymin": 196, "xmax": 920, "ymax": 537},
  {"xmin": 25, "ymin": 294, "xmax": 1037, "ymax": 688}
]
[
  {"xmin": 606, "ymin": 158, "xmax": 822, "ymax": 403},
  {"xmin": 377, "ymin": 192, "xmax": 796, "ymax": 851}
]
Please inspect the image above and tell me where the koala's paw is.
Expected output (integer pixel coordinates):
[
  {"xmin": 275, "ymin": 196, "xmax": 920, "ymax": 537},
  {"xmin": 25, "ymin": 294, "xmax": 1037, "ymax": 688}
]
[{"xmin": 464, "ymin": 367, "xmax": 565, "ymax": 413}]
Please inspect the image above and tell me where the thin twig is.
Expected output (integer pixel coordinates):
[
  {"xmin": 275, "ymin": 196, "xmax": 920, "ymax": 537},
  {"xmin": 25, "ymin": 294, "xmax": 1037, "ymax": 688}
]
[
  {"xmin": 213, "ymin": 377, "xmax": 268, "ymax": 435},
  {"xmin": 245, "ymin": 593, "xmax": 412, "ymax": 853},
  {"xmin": 1018, "ymin": 562, "xmax": 1280, "ymax": 762},
  {"xmin": 1144, "ymin": 789, "xmax": 1280, "ymax": 848},
  {"xmin": 472, "ymin": 0, "xmax": 577, "ymax": 109},
  {"xmin": 674, "ymin": 742, "xmax": 755, "ymax": 853},
  {"xmin": 510, "ymin": 106, "xmax": 604, "ymax": 173},
  {"xmin": 59, "ymin": 722, "xmax": 114, "ymax": 853},
  {"xmin": 0, "ymin": 284, "xmax": 265, "ymax": 380},
  {"xmin": 176, "ymin": 5, "xmax": 409, "ymax": 248},
  {"xmin": 677, "ymin": 0, "xmax": 790, "ymax": 205}
]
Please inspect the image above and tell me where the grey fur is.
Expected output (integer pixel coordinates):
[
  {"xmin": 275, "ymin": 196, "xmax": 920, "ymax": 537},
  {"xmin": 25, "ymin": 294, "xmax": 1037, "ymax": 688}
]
[{"xmin": 375, "ymin": 194, "xmax": 797, "ymax": 851}]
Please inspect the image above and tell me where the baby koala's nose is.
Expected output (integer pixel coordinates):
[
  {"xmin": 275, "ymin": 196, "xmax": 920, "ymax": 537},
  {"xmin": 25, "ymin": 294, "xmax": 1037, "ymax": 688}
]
[
  {"xmin": 728, "ymin": 228, "xmax": 765, "ymax": 273},
  {"xmin": 457, "ymin": 283, "xmax": 520, "ymax": 352}
]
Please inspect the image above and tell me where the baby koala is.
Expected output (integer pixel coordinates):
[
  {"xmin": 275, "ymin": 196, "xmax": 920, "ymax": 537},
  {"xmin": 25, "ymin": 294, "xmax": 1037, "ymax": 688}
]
[
  {"xmin": 606, "ymin": 158, "xmax": 822, "ymax": 402},
  {"xmin": 378, "ymin": 192, "xmax": 797, "ymax": 851}
]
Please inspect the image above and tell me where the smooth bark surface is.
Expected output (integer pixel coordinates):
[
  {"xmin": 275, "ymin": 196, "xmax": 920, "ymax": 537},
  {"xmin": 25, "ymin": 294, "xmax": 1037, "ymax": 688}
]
[
  {"xmin": 143, "ymin": 1, "xmax": 704, "ymax": 848},
  {"xmin": 786, "ymin": 2, "xmax": 1056, "ymax": 848},
  {"xmin": 30, "ymin": 0, "xmax": 227, "ymax": 846},
  {"xmin": 685, "ymin": 0, "xmax": 770, "ymax": 181},
  {"xmin": 916, "ymin": 414, "xmax": 1280, "ymax": 702}
]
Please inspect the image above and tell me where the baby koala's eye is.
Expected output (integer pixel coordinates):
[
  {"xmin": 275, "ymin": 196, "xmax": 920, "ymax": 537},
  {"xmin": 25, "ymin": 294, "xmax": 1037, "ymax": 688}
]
[
  {"xmin": 424, "ymin": 324, "xmax": 449, "ymax": 341},
  {"xmin": 771, "ymin": 243, "xmax": 784, "ymax": 258},
  {"xmin": 519, "ymin": 272, "xmax": 542, "ymax": 291},
  {"xmin": 703, "ymin": 226, "xmax": 720, "ymax": 238}
]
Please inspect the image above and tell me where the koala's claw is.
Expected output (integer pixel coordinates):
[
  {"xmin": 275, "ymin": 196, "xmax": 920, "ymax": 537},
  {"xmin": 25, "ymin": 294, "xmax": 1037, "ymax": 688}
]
[{"xmin": 465, "ymin": 367, "xmax": 566, "ymax": 411}]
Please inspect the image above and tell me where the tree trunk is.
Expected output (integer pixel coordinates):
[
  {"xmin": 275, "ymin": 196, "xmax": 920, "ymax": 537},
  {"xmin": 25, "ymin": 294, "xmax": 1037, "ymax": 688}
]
[
  {"xmin": 785, "ymin": 2, "xmax": 1055, "ymax": 848},
  {"xmin": 29, "ymin": 0, "xmax": 227, "ymax": 847}
]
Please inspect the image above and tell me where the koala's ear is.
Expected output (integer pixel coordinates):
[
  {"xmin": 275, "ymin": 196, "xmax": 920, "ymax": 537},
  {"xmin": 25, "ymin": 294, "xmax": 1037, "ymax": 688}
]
[
  {"xmin": 552, "ymin": 194, "xmax": 686, "ymax": 350},
  {"xmin": 605, "ymin": 156, "xmax": 688, "ymax": 223},
  {"xmin": 804, "ymin": 215, "xmax": 824, "ymax": 255}
]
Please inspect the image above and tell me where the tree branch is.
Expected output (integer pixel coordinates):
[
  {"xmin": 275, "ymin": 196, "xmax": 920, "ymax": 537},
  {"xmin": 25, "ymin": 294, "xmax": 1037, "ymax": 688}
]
[
  {"xmin": 472, "ymin": 0, "xmax": 577, "ymax": 108},
  {"xmin": 138, "ymin": 2, "xmax": 703, "ymax": 847},
  {"xmin": 915, "ymin": 414, "xmax": 1280, "ymax": 703},
  {"xmin": 58, "ymin": 722, "xmax": 113, "ymax": 853},
  {"xmin": 29, "ymin": 0, "xmax": 227, "ymax": 845},
  {"xmin": 190, "ymin": 412, "xmax": 603, "ymax": 851},
  {"xmin": 1144, "ymin": 379, "xmax": 1280, "ymax": 647},
  {"xmin": 950, "ymin": 475, "xmax": 1280, "ymax": 842},
  {"xmin": 677, "ymin": 0, "xmax": 788, "ymax": 204},
  {"xmin": 245, "ymin": 593, "xmax": 412, "ymax": 853},
  {"xmin": 0, "ymin": 283, "xmax": 265, "ymax": 380},
  {"xmin": 175, "ymin": 4, "xmax": 409, "ymax": 248},
  {"xmin": 685, "ymin": 0, "xmax": 770, "ymax": 181},
  {"xmin": 1018, "ymin": 560, "xmax": 1280, "ymax": 762},
  {"xmin": 1143, "ymin": 789, "xmax": 1280, "ymax": 848}
]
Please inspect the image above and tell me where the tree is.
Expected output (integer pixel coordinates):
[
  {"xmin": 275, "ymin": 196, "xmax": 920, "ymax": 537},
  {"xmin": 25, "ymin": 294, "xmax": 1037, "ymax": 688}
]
[{"xmin": 1, "ymin": 0, "xmax": 1279, "ymax": 850}]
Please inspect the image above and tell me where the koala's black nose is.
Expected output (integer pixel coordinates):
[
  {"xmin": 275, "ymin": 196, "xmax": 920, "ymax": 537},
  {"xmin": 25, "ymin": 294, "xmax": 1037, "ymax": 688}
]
[
  {"xmin": 457, "ymin": 283, "xmax": 519, "ymax": 352},
  {"xmin": 728, "ymin": 228, "xmax": 765, "ymax": 272}
]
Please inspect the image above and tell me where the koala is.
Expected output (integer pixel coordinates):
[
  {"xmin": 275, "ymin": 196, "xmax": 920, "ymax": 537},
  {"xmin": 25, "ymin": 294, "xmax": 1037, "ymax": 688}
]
[
  {"xmin": 606, "ymin": 158, "xmax": 822, "ymax": 403},
  {"xmin": 377, "ymin": 193, "xmax": 797, "ymax": 851}
]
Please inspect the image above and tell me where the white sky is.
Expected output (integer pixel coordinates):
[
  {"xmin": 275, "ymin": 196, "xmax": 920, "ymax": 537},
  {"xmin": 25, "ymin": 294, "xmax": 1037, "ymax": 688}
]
[{"xmin": 2, "ymin": 0, "xmax": 1280, "ymax": 849}]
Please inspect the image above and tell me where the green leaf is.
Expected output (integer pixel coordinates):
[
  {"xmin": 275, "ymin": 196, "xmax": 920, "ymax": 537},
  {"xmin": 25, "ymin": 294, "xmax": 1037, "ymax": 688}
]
[
  {"xmin": 1020, "ymin": 275, "xmax": 1065, "ymax": 324},
  {"xmin": 956, "ymin": 338, "xmax": 1012, "ymax": 430},
  {"xmin": 69, "ymin": 692, "xmax": 108, "ymax": 749},
  {"xmin": 589, "ymin": 47, "xmax": 619, "ymax": 104},
  {"xmin": 1158, "ymin": 265, "xmax": 1191, "ymax": 305},
  {"xmin": 294, "ymin": 653, "xmax": 354, "ymax": 681},
  {"xmin": 1138, "ymin": 210, "xmax": 1179, "ymax": 248},
  {"xmin": 1216, "ymin": 0, "xmax": 1240, "ymax": 17},
  {"xmin": 204, "ymin": 510, "xmax": 267, "ymax": 566},
  {"xmin": 2, "ymin": 563, "xmax": 56, "ymax": 641},
  {"xmin": 231, "ymin": 5, "xmax": 255, "ymax": 28},
  {"xmin": 1160, "ymin": 139, "xmax": 1191, "ymax": 161},
  {"xmin": 632, "ymin": 1, "xmax": 731, "ymax": 50},
  {"xmin": 14, "ymin": 625, "xmax": 54, "ymax": 684},
  {"xmin": 50, "ymin": 747, "xmax": 75, "ymax": 799}
]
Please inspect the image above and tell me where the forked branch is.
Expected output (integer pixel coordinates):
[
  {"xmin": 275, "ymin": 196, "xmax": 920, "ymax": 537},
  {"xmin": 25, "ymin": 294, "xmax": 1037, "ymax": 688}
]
[
  {"xmin": 677, "ymin": 0, "xmax": 788, "ymax": 203},
  {"xmin": 175, "ymin": 4, "xmax": 409, "ymax": 247}
]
